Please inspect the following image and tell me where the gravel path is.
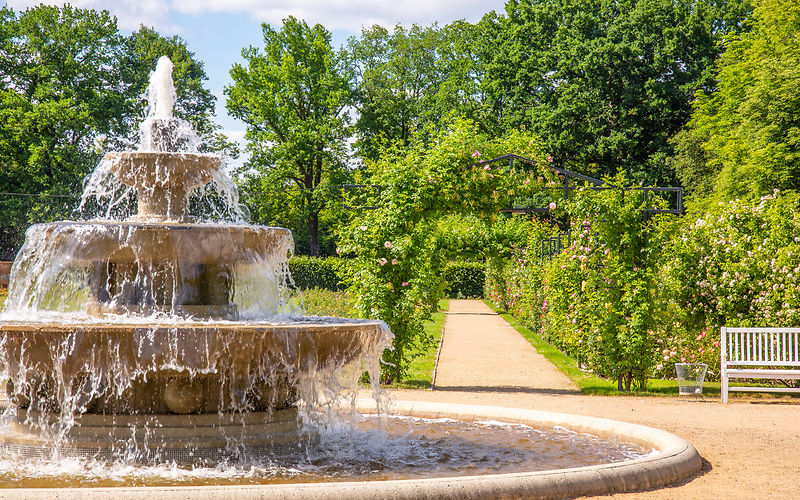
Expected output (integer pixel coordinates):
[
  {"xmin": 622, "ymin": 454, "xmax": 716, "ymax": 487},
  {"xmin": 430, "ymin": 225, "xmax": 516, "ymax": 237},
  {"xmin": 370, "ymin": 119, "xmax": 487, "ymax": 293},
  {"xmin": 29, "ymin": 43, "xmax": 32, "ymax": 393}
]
[
  {"xmin": 433, "ymin": 300, "xmax": 578, "ymax": 394},
  {"xmin": 385, "ymin": 299, "xmax": 800, "ymax": 499}
]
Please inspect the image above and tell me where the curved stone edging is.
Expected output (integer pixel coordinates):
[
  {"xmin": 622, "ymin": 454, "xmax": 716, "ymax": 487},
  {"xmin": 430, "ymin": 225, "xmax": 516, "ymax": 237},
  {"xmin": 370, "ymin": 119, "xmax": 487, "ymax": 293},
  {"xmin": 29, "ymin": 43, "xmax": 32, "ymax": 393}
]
[{"xmin": 0, "ymin": 400, "xmax": 702, "ymax": 500}]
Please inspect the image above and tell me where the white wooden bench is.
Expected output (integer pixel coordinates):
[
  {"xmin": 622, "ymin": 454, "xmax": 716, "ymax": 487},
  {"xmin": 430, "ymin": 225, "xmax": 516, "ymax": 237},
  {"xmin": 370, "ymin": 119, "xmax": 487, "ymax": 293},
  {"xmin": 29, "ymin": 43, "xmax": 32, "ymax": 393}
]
[{"xmin": 720, "ymin": 327, "xmax": 800, "ymax": 403}]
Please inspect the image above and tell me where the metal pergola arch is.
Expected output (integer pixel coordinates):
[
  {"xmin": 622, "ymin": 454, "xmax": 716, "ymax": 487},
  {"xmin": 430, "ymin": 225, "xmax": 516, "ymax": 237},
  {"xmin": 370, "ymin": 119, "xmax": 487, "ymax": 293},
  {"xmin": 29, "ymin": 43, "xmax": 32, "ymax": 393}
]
[{"xmin": 474, "ymin": 153, "xmax": 683, "ymax": 216}]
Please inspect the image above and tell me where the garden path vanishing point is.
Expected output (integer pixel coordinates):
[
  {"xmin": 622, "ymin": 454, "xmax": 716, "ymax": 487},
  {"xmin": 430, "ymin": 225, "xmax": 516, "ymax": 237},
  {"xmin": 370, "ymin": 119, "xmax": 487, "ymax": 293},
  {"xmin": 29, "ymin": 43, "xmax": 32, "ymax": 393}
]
[
  {"xmin": 432, "ymin": 299, "xmax": 578, "ymax": 394},
  {"xmin": 390, "ymin": 299, "xmax": 800, "ymax": 499}
]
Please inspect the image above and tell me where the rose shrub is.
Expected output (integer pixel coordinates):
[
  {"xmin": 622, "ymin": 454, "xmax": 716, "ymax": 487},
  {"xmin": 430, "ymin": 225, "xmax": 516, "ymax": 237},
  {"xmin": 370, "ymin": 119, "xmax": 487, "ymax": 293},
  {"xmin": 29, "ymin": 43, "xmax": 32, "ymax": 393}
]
[{"xmin": 491, "ymin": 189, "xmax": 800, "ymax": 387}]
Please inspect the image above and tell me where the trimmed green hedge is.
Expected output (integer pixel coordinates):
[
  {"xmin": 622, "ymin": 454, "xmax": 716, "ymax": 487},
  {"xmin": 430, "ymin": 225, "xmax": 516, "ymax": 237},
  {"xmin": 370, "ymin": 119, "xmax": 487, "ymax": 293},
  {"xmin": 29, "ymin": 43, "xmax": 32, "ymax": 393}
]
[
  {"xmin": 288, "ymin": 256, "xmax": 350, "ymax": 291},
  {"xmin": 289, "ymin": 257, "xmax": 485, "ymax": 298},
  {"xmin": 443, "ymin": 261, "xmax": 485, "ymax": 298}
]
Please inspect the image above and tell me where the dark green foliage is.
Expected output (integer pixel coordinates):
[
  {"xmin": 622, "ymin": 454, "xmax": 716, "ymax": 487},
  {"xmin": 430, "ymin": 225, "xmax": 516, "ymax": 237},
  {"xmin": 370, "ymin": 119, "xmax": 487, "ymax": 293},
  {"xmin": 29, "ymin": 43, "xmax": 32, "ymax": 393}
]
[
  {"xmin": 674, "ymin": 0, "xmax": 800, "ymax": 199},
  {"xmin": 483, "ymin": 0, "xmax": 751, "ymax": 185},
  {"xmin": 0, "ymin": 5, "xmax": 122, "ymax": 258},
  {"xmin": 346, "ymin": 22, "xmax": 491, "ymax": 161},
  {"xmin": 288, "ymin": 256, "xmax": 350, "ymax": 291},
  {"xmin": 443, "ymin": 261, "xmax": 485, "ymax": 298}
]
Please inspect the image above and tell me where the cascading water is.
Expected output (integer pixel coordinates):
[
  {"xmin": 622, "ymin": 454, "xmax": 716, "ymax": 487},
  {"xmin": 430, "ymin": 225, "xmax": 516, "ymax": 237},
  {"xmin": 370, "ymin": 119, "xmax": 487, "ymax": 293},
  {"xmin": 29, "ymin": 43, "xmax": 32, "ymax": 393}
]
[{"xmin": 0, "ymin": 55, "xmax": 392, "ymax": 463}]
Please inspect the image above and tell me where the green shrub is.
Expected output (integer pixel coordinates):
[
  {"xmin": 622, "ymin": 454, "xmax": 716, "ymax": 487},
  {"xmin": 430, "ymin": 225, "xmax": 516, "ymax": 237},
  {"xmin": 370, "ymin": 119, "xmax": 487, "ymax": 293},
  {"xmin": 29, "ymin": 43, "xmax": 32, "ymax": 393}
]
[
  {"xmin": 289, "ymin": 256, "xmax": 350, "ymax": 291},
  {"xmin": 443, "ymin": 261, "xmax": 485, "ymax": 298},
  {"xmin": 652, "ymin": 191, "xmax": 800, "ymax": 381}
]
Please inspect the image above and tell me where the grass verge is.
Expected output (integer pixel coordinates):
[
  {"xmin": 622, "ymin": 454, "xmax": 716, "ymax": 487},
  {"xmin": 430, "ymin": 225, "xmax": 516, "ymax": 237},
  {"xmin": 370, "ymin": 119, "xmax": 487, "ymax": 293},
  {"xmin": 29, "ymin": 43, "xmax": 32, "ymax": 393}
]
[
  {"xmin": 300, "ymin": 288, "xmax": 448, "ymax": 390},
  {"xmin": 394, "ymin": 299, "xmax": 449, "ymax": 390}
]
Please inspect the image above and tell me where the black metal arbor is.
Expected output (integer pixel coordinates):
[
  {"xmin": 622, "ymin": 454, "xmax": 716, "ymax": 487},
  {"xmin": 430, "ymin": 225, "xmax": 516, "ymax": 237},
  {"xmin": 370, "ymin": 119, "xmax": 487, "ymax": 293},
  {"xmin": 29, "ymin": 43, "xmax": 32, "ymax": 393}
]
[{"xmin": 473, "ymin": 154, "xmax": 684, "ymax": 260}]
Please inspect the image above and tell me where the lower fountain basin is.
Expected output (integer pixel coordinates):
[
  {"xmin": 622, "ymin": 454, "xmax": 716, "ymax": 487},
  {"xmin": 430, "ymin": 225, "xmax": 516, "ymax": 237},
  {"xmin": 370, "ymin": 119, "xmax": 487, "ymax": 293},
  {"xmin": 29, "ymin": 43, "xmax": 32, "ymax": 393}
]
[
  {"xmin": 0, "ymin": 400, "xmax": 702, "ymax": 499},
  {"xmin": 0, "ymin": 318, "xmax": 388, "ymax": 414}
]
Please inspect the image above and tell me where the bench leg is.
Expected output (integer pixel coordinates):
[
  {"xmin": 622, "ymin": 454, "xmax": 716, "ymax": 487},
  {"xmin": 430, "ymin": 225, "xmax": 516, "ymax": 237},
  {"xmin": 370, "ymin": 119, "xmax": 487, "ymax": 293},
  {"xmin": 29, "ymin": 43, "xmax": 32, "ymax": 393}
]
[{"xmin": 721, "ymin": 375, "xmax": 728, "ymax": 403}]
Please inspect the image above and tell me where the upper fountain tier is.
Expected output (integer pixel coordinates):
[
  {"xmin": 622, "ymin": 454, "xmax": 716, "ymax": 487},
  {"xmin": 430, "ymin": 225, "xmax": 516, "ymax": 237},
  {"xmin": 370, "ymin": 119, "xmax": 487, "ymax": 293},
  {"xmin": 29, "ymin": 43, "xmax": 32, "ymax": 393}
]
[
  {"xmin": 104, "ymin": 150, "xmax": 221, "ymax": 222},
  {"xmin": 104, "ymin": 56, "xmax": 220, "ymax": 223}
]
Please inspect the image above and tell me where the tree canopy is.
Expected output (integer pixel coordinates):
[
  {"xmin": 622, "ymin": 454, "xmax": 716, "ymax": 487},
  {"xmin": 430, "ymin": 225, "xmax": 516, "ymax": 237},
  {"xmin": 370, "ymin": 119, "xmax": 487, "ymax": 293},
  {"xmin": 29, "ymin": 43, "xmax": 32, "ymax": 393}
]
[
  {"xmin": 674, "ymin": 0, "xmax": 800, "ymax": 199},
  {"xmin": 226, "ymin": 17, "xmax": 353, "ymax": 256},
  {"xmin": 346, "ymin": 21, "xmax": 492, "ymax": 162},
  {"xmin": 482, "ymin": 0, "xmax": 751, "ymax": 185}
]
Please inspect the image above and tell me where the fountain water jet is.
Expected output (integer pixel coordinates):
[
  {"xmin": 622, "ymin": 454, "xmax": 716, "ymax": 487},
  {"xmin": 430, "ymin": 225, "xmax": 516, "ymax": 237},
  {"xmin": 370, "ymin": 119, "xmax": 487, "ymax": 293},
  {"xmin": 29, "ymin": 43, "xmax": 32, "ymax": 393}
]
[{"xmin": 0, "ymin": 55, "xmax": 391, "ymax": 461}]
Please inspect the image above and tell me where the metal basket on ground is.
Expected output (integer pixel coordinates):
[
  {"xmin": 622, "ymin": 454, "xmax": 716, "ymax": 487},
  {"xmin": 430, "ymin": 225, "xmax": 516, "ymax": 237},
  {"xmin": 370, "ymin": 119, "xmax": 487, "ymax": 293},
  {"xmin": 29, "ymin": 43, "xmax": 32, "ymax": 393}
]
[{"xmin": 675, "ymin": 363, "xmax": 708, "ymax": 397}]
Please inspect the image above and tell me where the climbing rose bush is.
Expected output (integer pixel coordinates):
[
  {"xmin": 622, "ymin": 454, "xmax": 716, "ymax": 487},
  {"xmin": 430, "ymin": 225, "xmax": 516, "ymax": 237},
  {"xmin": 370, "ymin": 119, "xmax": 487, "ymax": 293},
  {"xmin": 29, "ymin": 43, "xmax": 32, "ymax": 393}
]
[
  {"xmin": 337, "ymin": 119, "xmax": 551, "ymax": 383},
  {"xmin": 492, "ymin": 189, "xmax": 800, "ymax": 387},
  {"xmin": 655, "ymin": 190, "xmax": 800, "ymax": 379}
]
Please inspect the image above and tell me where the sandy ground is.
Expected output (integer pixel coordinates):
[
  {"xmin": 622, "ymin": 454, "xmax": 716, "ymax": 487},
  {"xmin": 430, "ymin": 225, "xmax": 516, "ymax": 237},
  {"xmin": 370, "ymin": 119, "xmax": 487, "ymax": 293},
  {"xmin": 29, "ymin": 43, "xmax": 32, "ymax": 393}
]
[{"xmin": 375, "ymin": 299, "xmax": 800, "ymax": 499}]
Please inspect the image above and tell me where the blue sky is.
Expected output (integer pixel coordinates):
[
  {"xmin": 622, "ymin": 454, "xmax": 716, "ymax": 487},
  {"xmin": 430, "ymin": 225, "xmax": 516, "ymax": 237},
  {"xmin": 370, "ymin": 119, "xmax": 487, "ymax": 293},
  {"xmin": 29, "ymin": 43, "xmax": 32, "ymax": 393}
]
[{"xmin": 5, "ymin": 0, "xmax": 507, "ymax": 144}]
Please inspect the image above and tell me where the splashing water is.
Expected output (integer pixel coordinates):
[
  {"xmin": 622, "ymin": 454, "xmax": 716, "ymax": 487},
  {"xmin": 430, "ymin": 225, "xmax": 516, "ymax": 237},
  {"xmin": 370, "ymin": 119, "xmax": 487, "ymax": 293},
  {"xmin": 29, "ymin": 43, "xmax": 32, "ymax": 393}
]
[
  {"xmin": 146, "ymin": 56, "xmax": 176, "ymax": 120},
  {"xmin": 78, "ymin": 55, "xmax": 244, "ymax": 223}
]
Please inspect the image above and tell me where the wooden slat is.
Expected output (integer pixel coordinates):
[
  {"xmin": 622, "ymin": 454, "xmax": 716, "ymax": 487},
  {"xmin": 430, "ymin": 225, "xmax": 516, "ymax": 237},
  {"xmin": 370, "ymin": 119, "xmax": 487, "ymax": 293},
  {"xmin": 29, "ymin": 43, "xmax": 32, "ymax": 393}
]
[
  {"xmin": 728, "ymin": 386, "xmax": 800, "ymax": 393},
  {"xmin": 746, "ymin": 333, "xmax": 751, "ymax": 362},
  {"xmin": 782, "ymin": 331, "xmax": 787, "ymax": 362},
  {"xmin": 726, "ymin": 360, "xmax": 800, "ymax": 367},
  {"xmin": 772, "ymin": 332, "xmax": 777, "ymax": 361},
  {"xmin": 724, "ymin": 327, "xmax": 800, "ymax": 333},
  {"xmin": 795, "ymin": 332, "xmax": 799, "ymax": 362},
  {"xmin": 738, "ymin": 331, "xmax": 744, "ymax": 361},
  {"xmin": 726, "ymin": 368, "xmax": 800, "ymax": 377}
]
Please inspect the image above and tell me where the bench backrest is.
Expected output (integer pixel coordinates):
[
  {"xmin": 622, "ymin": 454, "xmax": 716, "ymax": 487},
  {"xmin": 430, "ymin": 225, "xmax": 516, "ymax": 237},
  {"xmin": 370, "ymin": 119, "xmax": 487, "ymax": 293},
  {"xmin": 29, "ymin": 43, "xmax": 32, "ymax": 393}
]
[{"xmin": 721, "ymin": 327, "xmax": 800, "ymax": 366}]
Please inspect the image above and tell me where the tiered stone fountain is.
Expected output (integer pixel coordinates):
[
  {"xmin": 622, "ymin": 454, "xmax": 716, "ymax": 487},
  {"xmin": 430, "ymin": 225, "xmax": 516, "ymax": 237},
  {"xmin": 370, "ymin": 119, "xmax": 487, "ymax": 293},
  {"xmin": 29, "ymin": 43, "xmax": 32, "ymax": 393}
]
[{"xmin": 0, "ymin": 57, "xmax": 390, "ymax": 461}]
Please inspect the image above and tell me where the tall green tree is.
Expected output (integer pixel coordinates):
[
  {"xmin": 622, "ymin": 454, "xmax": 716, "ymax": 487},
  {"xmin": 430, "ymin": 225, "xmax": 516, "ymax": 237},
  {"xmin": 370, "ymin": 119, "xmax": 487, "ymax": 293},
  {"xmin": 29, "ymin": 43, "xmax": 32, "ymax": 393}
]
[
  {"xmin": 347, "ymin": 21, "xmax": 495, "ymax": 162},
  {"xmin": 484, "ymin": 0, "xmax": 750, "ymax": 185},
  {"xmin": 674, "ymin": 0, "xmax": 800, "ymax": 199},
  {"xmin": 0, "ymin": 5, "xmax": 123, "ymax": 259},
  {"xmin": 226, "ymin": 17, "xmax": 352, "ymax": 256}
]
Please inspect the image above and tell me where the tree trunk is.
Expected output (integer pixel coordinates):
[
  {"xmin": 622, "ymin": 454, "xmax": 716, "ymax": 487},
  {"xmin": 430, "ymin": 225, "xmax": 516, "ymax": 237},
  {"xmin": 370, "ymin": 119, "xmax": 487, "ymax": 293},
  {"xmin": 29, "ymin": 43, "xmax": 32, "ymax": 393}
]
[{"xmin": 308, "ymin": 210, "xmax": 320, "ymax": 256}]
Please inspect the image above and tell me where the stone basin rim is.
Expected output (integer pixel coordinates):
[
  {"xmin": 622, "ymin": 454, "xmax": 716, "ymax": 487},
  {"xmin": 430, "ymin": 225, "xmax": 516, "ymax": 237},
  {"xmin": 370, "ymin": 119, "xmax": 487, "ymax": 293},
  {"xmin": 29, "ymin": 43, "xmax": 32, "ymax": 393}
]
[
  {"xmin": 27, "ymin": 220, "xmax": 293, "ymax": 233},
  {"xmin": 0, "ymin": 399, "xmax": 703, "ymax": 500},
  {"xmin": 0, "ymin": 317, "xmax": 386, "ymax": 332}
]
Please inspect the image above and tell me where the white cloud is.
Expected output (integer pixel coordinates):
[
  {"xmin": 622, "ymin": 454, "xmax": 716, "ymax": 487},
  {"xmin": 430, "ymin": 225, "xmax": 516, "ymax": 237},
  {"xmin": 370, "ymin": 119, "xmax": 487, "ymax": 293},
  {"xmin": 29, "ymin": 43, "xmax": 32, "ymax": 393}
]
[
  {"xmin": 173, "ymin": 0, "xmax": 503, "ymax": 30},
  {"xmin": 6, "ymin": 0, "xmax": 505, "ymax": 33},
  {"xmin": 6, "ymin": 0, "xmax": 177, "ymax": 32}
]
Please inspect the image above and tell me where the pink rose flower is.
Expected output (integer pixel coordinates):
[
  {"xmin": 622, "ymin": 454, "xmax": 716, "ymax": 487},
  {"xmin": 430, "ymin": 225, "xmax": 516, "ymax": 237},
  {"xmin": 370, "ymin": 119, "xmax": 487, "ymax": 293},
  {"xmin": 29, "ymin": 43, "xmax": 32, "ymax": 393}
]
[{"xmin": 384, "ymin": 241, "xmax": 392, "ymax": 248}]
